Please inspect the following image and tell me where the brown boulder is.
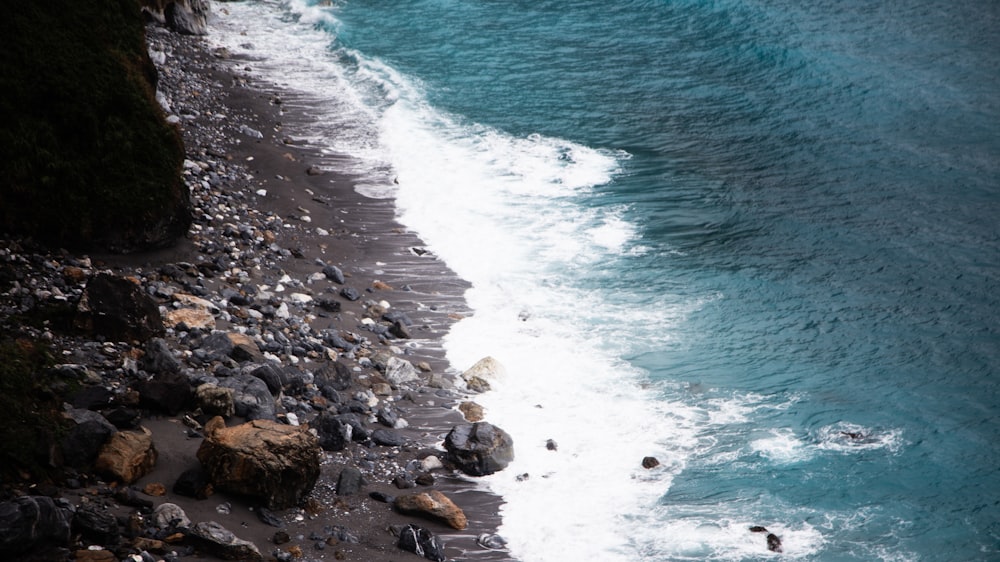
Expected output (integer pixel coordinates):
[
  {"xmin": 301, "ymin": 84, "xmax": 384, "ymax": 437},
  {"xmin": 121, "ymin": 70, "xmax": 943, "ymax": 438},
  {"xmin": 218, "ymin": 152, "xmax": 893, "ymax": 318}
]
[
  {"xmin": 394, "ymin": 490, "xmax": 468, "ymax": 530},
  {"xmin": 95, "ymin": 427, "xmax": 156, "ymax": 484},
  {"xmin": 196, "ymin": 417, "xmax": 321, "ymax": 509}
]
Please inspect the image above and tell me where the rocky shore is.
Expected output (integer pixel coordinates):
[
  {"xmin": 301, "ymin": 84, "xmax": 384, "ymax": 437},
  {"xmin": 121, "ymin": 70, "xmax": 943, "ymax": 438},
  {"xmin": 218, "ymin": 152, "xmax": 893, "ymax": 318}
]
[{"xmin": 0, "ymin": 21, "xmax": 514, "ymax": 562}]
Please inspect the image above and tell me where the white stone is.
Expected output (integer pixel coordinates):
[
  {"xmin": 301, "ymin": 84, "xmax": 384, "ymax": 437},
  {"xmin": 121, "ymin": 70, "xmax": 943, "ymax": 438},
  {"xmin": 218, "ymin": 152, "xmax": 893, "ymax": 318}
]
[{"xmin": 288, "ymin": 293, "xmax": 313, "ymax": 305}]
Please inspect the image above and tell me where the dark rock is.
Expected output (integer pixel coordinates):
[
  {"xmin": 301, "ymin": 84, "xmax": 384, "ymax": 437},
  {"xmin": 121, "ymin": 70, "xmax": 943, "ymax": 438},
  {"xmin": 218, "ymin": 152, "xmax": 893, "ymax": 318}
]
[
  {"xmin": 197, "ymin": 332, "xmax": 234, "ymax": 362},
  {"xmin": 61, "ymin": 408, "xmax": 116, "ymax": 469},
  {"xmin": 136, "ymin": 370, "xmax": 195, "ymax": 415},
  {"xmin": 393, "ymin": 472, "xmax": 417, "ymax": 489},
  {"xmin": 396, "ymin": 524, "xmax": 445, "ymax": 562},
  {"xmin": 382, "ymin": 310, "xmax": 413, "ymax": 326},
  {"xmin": 336, "ymin": 467, "xmax": 364, "ymax": 496},
  {"xmin": 114, "ymin": 486, "xmax": 153, "ymax": 509},
  {"xmin": 218, "ymin": 375, "xmax": 275, "ymax": 420},
  {"xmin": 322, "ymin": 265, "xmax": 345, "ymax": 284},
  {"xmin": 140, "ymin": 338, "xmax": 183, "ymax": 375},
  {"xmin": 73, "ymin": 503, "xmax": 119, "ymax": 544},
  {"xmin": 767, "ymin": 533, "xmax": 783, "ymax": 553},
  {"xmin": 369, "ymin": 491, "xmax": 394, "ymax": 503},
  {"xmin": 388, "ymin": 321, "xmax": 411, "ymax": 339},
  {"xmin": 546, "ymin": 439, "xmax": 558, "ymax": 451},
  {"xmin": 173, "ymin": 467, "xmax": 212, "ymax": 499},
  {"xmin": 315, "ymin": 298, "xmax": 341, "ymax": 313},
  {"xmin": 314, "ymin": 360, "xmax": 353, "ymax": 392},
  {"xmin": 376, "ymin": 406, "xmax": 399, "ymax": 428},
  {"xmin": 0, "ymin": 496, "xmax": 72, "ymax": 556},
  {"xmin": 371, "ymin": 428, "xmax": 406, "ymax": 447},
  {"xmin": 642, "ymin": 456, "xmax": 660, "ymax": 469},
  {"xmin": 273, "ymin": 530, "xmax": 290, "ymax": 545},
  {"xmin": 444, "ymin": 422, "xmax": 515, "ymax": 476},
  {"xmin": 104, "ymin": 407, "xmax": 142, "ymax": 430},
  {"xmin": 197, "ymin": 417, "xmax": 321, "ymax": 510},
  {"xmin": 339, "ymin": 287, "xmax": 360, "ymax": 301},
  {"xmin": 75, "ymin": 274, "xmax": 164, "ymax": 341},
  {"xmin": 255, "ymin": 507, "xmax": 283, "ymax": 528},
  {"xmin": 312, "ymin": 410, "xmax": 352, "ymax": 452},
  {"xmin": 188, "ymin": 521, "xmax": 262, "ymax": 561},
  {"xmin": 249, "ymin": 364, "xmax": 283, "ymax": 396},
  {"xmin": 71, "ymin": 385, "xmax": 115, "ymax": 410}
]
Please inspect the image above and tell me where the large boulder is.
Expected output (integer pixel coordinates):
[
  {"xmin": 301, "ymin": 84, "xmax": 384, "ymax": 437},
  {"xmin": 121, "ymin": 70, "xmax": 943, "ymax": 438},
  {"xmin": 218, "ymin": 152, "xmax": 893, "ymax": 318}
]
[
  {"xmin": 461, "ymin": 356, "xmax": 505, "ymax": 393},
  {"xmin": 136, "ymin": 371, "xmax": 195, "ymax": 416},
  {"xmin": 394, "ymin": 491, "xmax": 468, "ymax": 530},
  {"xmin": 0, "ymin": 496, "xmax": 73, "ymax": 556},
  {"xmin": 444, "ymin": 422, "xmax": 514, "ymax": 476},
  {"xmin": 197, "ymin": 416, "xmax": 321, "ymax": 509},
  {"xmin": 75, "ymin": 274, "xmax": 164, "ymax": 341},
  {"xmin": 94, "ymin": 427, "xmax": 157, "ymax": 484},
  {"xmin": 188, "ymin": 521, "xmax": 262, "ymax": 561}
]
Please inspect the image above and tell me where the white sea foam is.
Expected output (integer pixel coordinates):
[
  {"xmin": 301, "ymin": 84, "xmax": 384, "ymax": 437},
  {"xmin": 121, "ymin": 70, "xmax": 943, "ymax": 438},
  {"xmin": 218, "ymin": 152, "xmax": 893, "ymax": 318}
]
[{"xmin": 205, "ymin": 2, "xmax": 778, "ymax": 560}]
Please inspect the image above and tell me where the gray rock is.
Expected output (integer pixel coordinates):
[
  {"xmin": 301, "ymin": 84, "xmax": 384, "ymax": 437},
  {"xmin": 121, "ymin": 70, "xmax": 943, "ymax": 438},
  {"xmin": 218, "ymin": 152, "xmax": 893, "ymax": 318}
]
[
  {"xmin": 153, "ymin": 503, "xmax": 191, "ymax": 530},
  {"xmin": 444, "ymin": 422, "xmax": 515, "ymax": 476},
  {"xmin": 372, "ymin": 428, "xmax": 406, "ymax": 447},
  {"xmin": 314, "ymin": 360, "xmax": 353, "ymax": 392},
  {"xmin": 322, "ymin": 264, "xmax": 345, "ymax": 284},
  {"xmin": 189, "ymin": 521, "xmax": 262, "ymax": 561},
  {"xmin": 219, "ymin": 375, "xmax": 275, "ymax": 420},
  {"xmin": 336, "ymin": 467, "xmax": 365, "ymax": 496},
  {"xmin": 73, "ymin": 503, "xmax": 119, "ymax": 543},
  {"xmin": 136, "ymin": 370, "xmax": 196, "ymax": 415},
  {"xmin": 312, "ymin": 410, "xmax": 352, "ymax": 451},
  {"xmin": 0, "ymin": 496, "xmax": 72, "ymax": 556},
  {"xmin": 165, "ymin": 0, "xmax": 210, "ymax": 35},
  {"xmin": 140, "ymin": 337, "xmax": 182, "ymax": 375}
]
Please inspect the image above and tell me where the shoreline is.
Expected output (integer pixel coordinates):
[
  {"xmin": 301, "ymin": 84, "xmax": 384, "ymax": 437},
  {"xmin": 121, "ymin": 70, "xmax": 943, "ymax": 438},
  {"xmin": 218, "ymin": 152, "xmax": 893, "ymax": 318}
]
[{"xmin": 0, "ymin": 21, "xmax": 511, "ymax": 562}]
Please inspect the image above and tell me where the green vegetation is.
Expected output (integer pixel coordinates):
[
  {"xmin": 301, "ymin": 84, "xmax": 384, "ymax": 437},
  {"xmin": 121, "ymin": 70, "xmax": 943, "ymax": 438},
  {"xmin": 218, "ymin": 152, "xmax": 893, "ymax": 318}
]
[
  {"xmin": 0, "ymin": 338, "xmax": 65, "ymax": 482},
  {"xmin": 0, "ymin": 0, "xmax": 190, "ymax": 252}
]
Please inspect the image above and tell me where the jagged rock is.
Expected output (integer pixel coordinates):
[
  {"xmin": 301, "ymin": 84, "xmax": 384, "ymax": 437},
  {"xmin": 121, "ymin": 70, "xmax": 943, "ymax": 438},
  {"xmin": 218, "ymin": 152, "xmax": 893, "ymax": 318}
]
[
  {"xmin": 195, "ymin": 331, "xmax": 234, "ymax": 361},
  {"xmin": 95, "ymin": 427, "xmax": 157, "ymax": 484},
  {"xmin": 75, "ymin": 273, "xmax": 164, "ymax": 341},
  {"xmin": 153, "ymin": 503, "xmax": 191, "ymax": 530},
  {"xmin": 197, "ymin": 416, "xmax": 321, "ymax": 509},
  {"xmin": 136, "ymin": 370, "xmax": 195, "ymax": 415},
  {"xmin": 0, "ymin": 496, "xmax": 72, "ymax": 556},
  {"xmin": 444, "ymin": 422, "xmax": 514, "ymax": 476},
  {"xmin": 218, "ymin": 374, "xmax": 275, "ymax": 420},
  {"xmin": 311, "ymin": 410, "xmax": 352, "ymax": 451},
  {"xmin": 73, "ymin": 503, "xmax": 119, "ymax": 544},
  {"xmin": 189, "ymin": 521, "xmax": 262, "ymax": 561},
  {"xmin": 61, "ymin": 408, "xmax": 116, "ymax": 469},
  {"xmin": 165, "ymin": 307, "xmax": 215, "ymax": 330},
  {"xmin": 394, "ymin": 490, "xmax": 467, "ymax": 530},
  {"xmin": 196, "ymin": 384, "xmax": 235, "ymax": 417},
  {"xmin": 396, "ymin": 524, "xmax": 445, "ymax": 562}
]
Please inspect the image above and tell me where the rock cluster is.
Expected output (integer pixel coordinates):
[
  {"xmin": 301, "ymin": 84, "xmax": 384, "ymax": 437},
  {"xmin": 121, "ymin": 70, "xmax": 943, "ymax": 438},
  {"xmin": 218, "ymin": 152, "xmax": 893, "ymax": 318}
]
[{"xmin": 0, "ymin": 22, "xmax": 516, "ymax": 562}]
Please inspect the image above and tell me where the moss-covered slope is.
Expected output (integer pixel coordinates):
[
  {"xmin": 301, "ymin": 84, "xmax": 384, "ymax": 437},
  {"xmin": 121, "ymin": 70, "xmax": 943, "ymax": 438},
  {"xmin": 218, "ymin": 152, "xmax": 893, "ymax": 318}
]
[{"xmin": 0, "ymin": 0, "xmax": 190, "ymax": 252}]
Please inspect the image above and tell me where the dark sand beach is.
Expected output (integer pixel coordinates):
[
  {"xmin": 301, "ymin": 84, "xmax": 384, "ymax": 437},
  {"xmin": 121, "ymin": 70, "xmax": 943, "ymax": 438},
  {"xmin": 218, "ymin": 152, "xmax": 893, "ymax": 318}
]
[{"xmin": 1, "ymin": 23, "xmax": 510, "ymax": 562}]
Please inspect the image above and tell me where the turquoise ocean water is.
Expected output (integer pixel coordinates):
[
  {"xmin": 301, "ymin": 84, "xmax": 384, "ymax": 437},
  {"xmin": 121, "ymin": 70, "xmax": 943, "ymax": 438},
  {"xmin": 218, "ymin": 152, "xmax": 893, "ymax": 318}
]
[{"xmin": 209, "ymin": 1, "xmax": 1000, "ymax": 559}]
